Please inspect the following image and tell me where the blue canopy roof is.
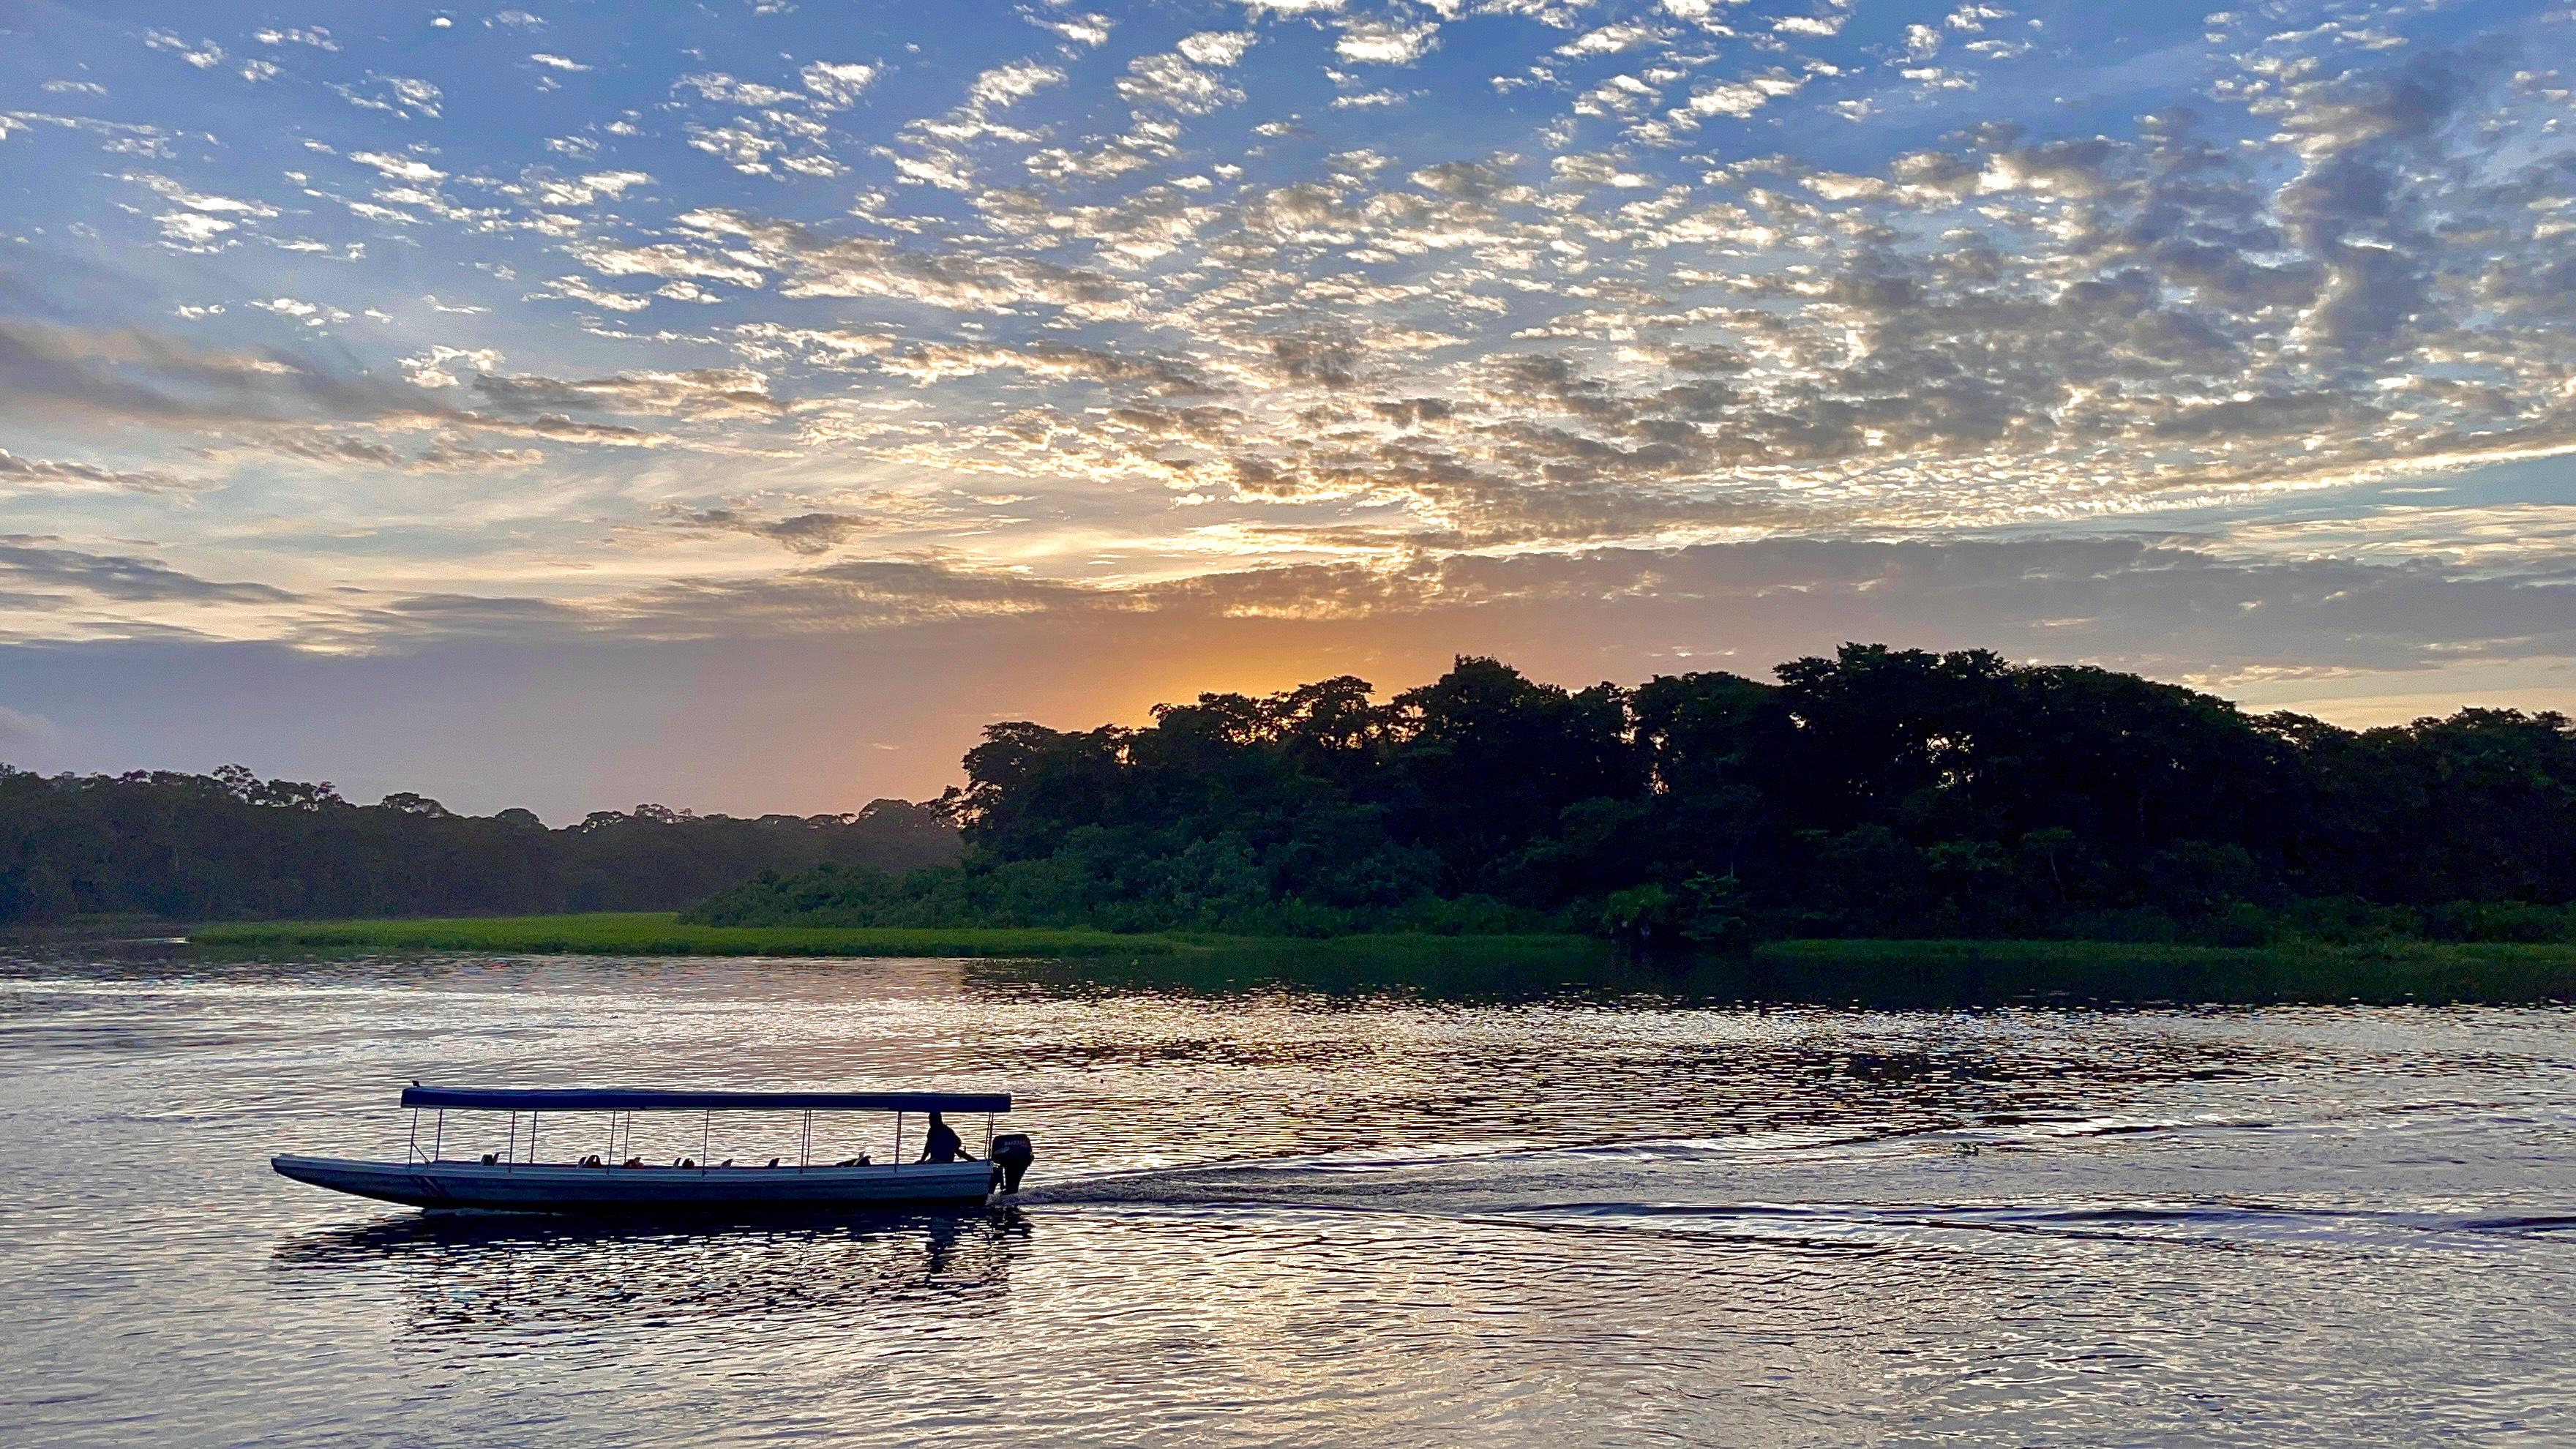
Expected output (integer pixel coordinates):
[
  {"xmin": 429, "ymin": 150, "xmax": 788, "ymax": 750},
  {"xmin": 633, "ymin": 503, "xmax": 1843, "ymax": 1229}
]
[{"xmin": 400, "ymin": 1086, "xmax": 1010, "ymax": 1114}]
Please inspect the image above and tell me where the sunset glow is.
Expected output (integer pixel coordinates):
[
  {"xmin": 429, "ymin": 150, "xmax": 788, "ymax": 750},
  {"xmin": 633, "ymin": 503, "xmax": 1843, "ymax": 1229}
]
[{"xmin": 6, "ymin": 1, "xmax": 2575, "ymax": 813}]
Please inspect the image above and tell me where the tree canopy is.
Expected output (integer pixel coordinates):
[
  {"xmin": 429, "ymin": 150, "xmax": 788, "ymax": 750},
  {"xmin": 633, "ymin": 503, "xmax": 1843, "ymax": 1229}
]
[
  {"xmin": 693, "ymin": 645, "xmax": 2576, "ymax": 946},
  {"xmin": 0, "ymin": 767, "xmax": 957, "ymax": 924},
  {"xmin": 15, "ymin": 644, "xmax": 2572, "ymax": 945}
]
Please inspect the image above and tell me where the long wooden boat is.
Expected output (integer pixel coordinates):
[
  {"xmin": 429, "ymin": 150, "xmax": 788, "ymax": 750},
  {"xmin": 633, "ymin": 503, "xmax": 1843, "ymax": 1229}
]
[{"xmin": 273, "ymin": 1086, "xmax": 1033, "ymax": 1216}]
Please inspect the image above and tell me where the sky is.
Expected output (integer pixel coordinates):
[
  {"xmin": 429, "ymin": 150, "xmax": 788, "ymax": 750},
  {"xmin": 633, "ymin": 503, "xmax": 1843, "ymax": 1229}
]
[{"xmin": 3, "ymin": 0, "xmax": 2575, "ymax": 818}]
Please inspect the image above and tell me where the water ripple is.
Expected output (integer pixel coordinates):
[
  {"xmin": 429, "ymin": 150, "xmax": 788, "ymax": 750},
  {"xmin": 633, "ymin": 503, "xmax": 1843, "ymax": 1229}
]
[{"xmin": 1, "ymin": 949, "xmax": 2571, "ymax": 1445}]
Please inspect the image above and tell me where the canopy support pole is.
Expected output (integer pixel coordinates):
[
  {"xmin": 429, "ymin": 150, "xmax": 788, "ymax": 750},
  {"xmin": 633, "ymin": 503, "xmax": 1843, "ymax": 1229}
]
[
  {"xmin": 800, "ymin": 1110, "xmax": 810, "ymax": 1170},
  {"xmin": 702, "ymin": 1109, "xmax": 711, "ymax": 1170},
  {"xmin": 894, "ymin": 1112, "xmax": 903, "ymax": 1169},
  {"xmin": 433, "ymin": 1109, "xmax": 443, "ymax": 1163},
  {"xmin": 529, "ymin": 1112, "xmax": 539, "ymax": 1164},
  {"xmin": 506, "ymin": 1111, "xmax": 517, "ymax": 1170},
  {"xmin": 985, "ymin": 1112, "xmax": 994, "ymax": 1159},
  {"xmin": 408, "ymin": 1107, "xmax": 420, "ymax": 1164}
]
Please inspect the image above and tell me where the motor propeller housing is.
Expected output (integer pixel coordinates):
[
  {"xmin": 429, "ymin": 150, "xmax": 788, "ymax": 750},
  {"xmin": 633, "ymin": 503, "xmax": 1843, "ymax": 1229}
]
[{"xmin": 990, "ymin": 1133, "xmax": 1034, "ymax": 1193}]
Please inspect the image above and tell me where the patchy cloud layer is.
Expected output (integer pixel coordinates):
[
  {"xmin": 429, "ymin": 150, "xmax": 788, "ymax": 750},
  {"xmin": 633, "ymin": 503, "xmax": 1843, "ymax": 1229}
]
[{"xmin": 3, "ymin": 0, "xmax": 2576, "ymax": 726}]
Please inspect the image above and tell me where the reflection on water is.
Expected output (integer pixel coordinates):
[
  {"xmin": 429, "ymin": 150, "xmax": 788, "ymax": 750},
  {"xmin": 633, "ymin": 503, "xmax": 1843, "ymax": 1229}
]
[
  {"xmin": 276, "ymin": 1211, "xmax": 1025, "ymax": 1339},
  {"xmin": 2, "ymin": 946, "xmax": 2572, "ymax": 1445}
]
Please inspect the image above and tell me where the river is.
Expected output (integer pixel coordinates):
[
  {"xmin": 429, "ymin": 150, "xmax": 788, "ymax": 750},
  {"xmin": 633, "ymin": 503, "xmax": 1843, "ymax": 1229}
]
[{"xmin": 2, "ymin": 949, "xmax": 2570, "ymax": 1445}]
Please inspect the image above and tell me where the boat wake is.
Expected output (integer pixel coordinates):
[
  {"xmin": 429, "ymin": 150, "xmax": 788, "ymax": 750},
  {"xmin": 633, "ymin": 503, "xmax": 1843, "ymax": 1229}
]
[{"xmin": 1019, "ymin": 1110, "xmax": 2576, "ymax": 1254}]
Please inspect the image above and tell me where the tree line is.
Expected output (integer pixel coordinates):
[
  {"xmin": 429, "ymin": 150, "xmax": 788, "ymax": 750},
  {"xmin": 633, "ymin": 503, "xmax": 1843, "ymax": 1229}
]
[
  {"xmin": 691, "ymin": 645, "xmax": 2576, "ymax": 946},
  {"xmin": 0, "ymin": 764, "xmax": 958, "ymax": 924}
]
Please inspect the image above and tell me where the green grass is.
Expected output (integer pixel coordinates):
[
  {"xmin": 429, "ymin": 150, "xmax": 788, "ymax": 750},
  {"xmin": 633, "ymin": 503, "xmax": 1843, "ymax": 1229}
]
[
  {"xmin": 190, "ymin": 913, "xmax": 1208, "ymax": 959},
  {"xmin": 1742, "ymin": 936, "xmax": 2576, "ymax": 1006},
  {"xmin": 183, "ymin": 914, "xmax": 2576, "ymax": 1004},
  {"xmin": 185, "ymin": 912, "xmax": 1610, "ymax": 970}
]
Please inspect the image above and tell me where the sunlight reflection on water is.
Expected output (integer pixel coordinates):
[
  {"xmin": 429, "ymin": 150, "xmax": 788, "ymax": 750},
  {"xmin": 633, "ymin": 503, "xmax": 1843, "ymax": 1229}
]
[{"xmin": 1, "ymin": 949, "xmax": 2572, "ymax": 1445}]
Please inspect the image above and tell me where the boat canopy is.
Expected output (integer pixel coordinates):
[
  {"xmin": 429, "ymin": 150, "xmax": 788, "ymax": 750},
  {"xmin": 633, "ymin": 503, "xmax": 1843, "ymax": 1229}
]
[{"xmin": 399, "ymin": 1086, "xmax": 1010, "ymax": 1114}]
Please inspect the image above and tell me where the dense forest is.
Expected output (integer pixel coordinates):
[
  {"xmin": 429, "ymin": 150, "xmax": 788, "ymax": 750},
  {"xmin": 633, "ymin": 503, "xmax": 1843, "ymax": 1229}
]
[
  {"xmin": 692, "ymin": 645, "xmax": 2576, "ymax": 947},
  {"xmin": 0, "ymin": 765, "xmax": 957, "ymax": 924}
]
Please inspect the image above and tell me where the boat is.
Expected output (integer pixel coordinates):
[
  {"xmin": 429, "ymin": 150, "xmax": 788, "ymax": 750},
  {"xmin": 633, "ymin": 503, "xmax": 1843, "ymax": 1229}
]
[{"xmin": 272, "ymin": 1085, "xmax": 1035, "ymax": 1216}]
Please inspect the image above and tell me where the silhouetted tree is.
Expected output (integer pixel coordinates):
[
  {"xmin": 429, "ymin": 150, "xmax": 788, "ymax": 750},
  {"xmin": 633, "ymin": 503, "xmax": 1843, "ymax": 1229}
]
[
  {"xmin": 697, "ymin": 646, "xmax": 2576, "ymax": 943},
  {"xmin": 0, "ymin": 767, "xmax": 958, "ymax": 924}
]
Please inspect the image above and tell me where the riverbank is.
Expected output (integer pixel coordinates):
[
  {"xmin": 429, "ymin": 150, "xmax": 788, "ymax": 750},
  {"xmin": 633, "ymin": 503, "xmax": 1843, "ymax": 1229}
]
[
  {"xmin": 182, "ymin": 913, "xmax": 1612, "ymax": 970},
  {"xmin": 1740, "ymin": 936, "xmax": 2576, "ymax": 1006},
  {"xmin": 173, "ymin": 913, "xmax": 2576, "ymax": 1005},
  {"xmin": 187, "ymin": 913, "xmax": 1218, "ymax": 959}
]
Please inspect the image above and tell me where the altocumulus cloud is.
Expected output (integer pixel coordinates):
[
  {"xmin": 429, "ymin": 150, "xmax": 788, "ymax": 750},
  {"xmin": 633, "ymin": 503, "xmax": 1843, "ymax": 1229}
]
[{"xmin": 1, "ymin": 0, "xmax": 2575, "ymax": 782}]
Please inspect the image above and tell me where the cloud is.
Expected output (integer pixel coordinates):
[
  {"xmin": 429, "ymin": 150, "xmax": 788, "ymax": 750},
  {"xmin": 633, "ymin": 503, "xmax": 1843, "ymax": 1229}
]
[
  {"xmin": 215, "ymin": 536, "xmax": 2576, "ymax": 697},
  {"xmin": 473, "ymin": 366, "xmax": 787, "ymax": 419},
  {"xmin": 862, "ymin": 57, "xmax": 1074, "ymax": 191},
  {"xmin": 1683, "ymin": 68, "xmax": 1806, "ymax": 119},
  {"xmin": 0, "ymin": 318, "xmax": 375, "ymax": 427},
  {"xmin": 966, "ymin": 61, "xmax": 1066, "ymax": 108},
  {"xmin": 1336, "ymin": 19, "xmax": 1441, "ymax": 65},
  {"xmin": 1408, "ymin": 156, "xmax": 1530, "ymax": 201},
  {"xmin": 348, "ymin": 151, "xmax": 448, "ymax": 182},
  {"xmin": 332, "ymin": 75, "xmax": 443, "ymax": 118},
  {"xmin": 12, "ymin": 1, "xmax": 2576, "ymax": 699},
  {"xmin": 876, "ymin": 340, "xmax": 1219, "ymax": 394},
  {"xmin": 196, "ymin": 428, "xmax": 541, "ymax": 473},
  {"xmin": 523, "ymin": 169, "xmax": 653, "ymax": 207},
  {"xmin": 800, "ymin": 61, "xmax": 880, "ymax": 108},
  {"xmin": 0, "ymin": 449, "xmax": 193, "ymax": 495},
  {"xmin": 584, "ymin": 555, "xmax": 1103, "ymax": 636},
  {"xmin": 1557, "ymin": 24, "xmax": 1661, "ymax": 57},
  {"xmin": 665, "ymin": 507, "xmax": 894, "ymax": 554},
  {"xmin": 1030, "ymin": 11, "xmax": 1114, "ymax": 50},
  {"xmin": 662, "ymin": 64, "xmax": 857, "ymax": 179},
  {"xmin": 675, "ymin": 72, "xmax": 801, "ymax": 107},
  {"xmin": 1117, "ymin": 53, "xmax": 1245, "ymax": 115},
  {"xmin": 253, "ymin": 27, "xmax": 337, "ymax": 50},
  {"xmin": 2267, "ymin": 43, "xmax": 2510, "ymax": 363},
  {"xmin": 405, "ymin": 435, "xmax": 547, "ymax": 472},
  {"xmin": 678, "ymin": 209, "xmax": 1131, "ymax": 315},
  {"xmin": 1774, "ymin": 12, "xmax": 1846, "ymax": 37},
  {"xmin": 247, "ymin": 296, "xmax": 353, "ymax": 327},
  {"xmin": 120, "ymin": 172, "xmax": 278, "ymax": 250},
  {"xmin": 542, "ymin": 273, "xmax": 656, "ymax": 311},
  {"xmin": 1177, "ymin": 31, "xmax": 1256, "ymax": 67},
  {"xmin": 0, "ymin": 536, "xmax": 295, "ymax": 605},
  {"xmin": 568, "ymin": 239, "xmax": 764, "ymax": 288},
  {"xmin": 0, "ymin": 320, "xmax": 681, "ymax": 457},
  {"xmin": 454, "ymin": 30, "xmax": 2576, "ymax": 574},
  {"xmin": 143, "ymin": 30, "xmax": 225, "ymax": 70}
]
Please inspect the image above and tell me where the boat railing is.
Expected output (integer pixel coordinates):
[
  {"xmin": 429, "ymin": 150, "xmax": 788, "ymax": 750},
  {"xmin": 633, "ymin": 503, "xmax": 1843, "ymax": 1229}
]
[{"xmin": 395, "ymin": 1089, "xmax": 1005, "ymax": 1175}]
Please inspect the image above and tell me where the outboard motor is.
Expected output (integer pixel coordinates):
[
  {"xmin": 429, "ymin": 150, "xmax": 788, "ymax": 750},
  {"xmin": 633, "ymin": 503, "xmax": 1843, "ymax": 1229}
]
[{"xmin": 990, "ymin": 1134, "xmax": 1034, "ymax": 1194}]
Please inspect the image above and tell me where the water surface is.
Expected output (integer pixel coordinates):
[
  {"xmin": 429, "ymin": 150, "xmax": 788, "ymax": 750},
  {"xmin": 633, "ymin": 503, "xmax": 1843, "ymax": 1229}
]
[{"xmin": 2, "ymin": 950, "xmax": 2571, "ymax": 1445}]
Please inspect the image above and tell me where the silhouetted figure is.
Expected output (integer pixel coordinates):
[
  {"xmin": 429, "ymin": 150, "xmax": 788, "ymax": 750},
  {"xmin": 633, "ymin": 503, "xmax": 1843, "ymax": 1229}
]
[{"xmin": 918, "ymin": 1110, "xmax": 973, "ymax": 1164}]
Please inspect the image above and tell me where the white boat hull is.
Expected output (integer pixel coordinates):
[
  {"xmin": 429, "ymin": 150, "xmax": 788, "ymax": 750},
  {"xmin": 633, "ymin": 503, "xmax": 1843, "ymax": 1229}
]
[{"xmin": 272, "ymin": 1155, "xmax": 1000, "ymax": 1215}]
